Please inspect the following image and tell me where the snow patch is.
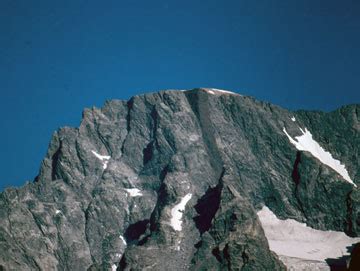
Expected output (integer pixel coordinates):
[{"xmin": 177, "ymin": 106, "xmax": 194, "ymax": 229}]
[
  {"xmin": 91, "ymin": 150, "xmax": 110, "ymax": 160},
  {"xmin": 209, "ymin": 88, "xmax": 237, "ymax": 95},
  {"xmin": 124, "ymin": 188, "xmax": 143, "ymax": 197},
  {"xmin": 91, "ymin": 150, "xmax": 111, "ymax": 169},
  {"xmin": 119, "ymin": 235, "xmax": 127, "ymax": 245},
  {"xmin": 291, "ymin": 116, "xmax": 296, "ymax": 122},
  {"xmin": 189, "ymin": 134, "xmax": 200, "ymax": 142},
  {"xmin": 204, "ymin": 88, "xmax": 240, "ymax": 96},
  {"xmin": 169, "ymin": 193, "xmax": 192, "ymax": 231},
  {"xmin": 111, "ymin": 251, "xmax": 123, "ymax": 270},
  {"xmin": 55, "ymin": 210, "xmax": 61, "ymax": 215},
  {"xmin": 278, "ymin": 256, "xmax": 330, "ymax": 271},
  {"xmin": 283, "ymin": 127, "xmax": 355, "ymax": 187},
  {"xmin": 115, "ymin": 253, "xmax": 122, "ymax": 258},
  {"xmin": 257, "ymin": 206, "xmax": 360, "ymax": 264}
]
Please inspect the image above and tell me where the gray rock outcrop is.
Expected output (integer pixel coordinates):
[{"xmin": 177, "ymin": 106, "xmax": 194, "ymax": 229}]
[{"xmin": 0, "ymin": 88, "xmax": 358, "ymax": 270}]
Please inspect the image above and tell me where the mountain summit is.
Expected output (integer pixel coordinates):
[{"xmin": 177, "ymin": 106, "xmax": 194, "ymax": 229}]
[{"xmin": 0, "ymin": 88, "xmax": 359, "ymax": 270}]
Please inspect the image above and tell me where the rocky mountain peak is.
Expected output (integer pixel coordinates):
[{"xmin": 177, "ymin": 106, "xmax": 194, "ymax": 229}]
[{"xmin": 0, "ymin": 88, "xmax": 359, "ymax": 270}]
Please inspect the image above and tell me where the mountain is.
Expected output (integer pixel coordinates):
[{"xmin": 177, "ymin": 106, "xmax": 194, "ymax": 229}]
[{"xmin": 0, "ymin": 88, "xmax": 359, "ymax": 271}]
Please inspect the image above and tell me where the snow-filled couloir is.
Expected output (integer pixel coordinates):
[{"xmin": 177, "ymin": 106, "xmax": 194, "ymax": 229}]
[{"xmin": 283, "ymin": 127, "xmax": 356, "ymax": 187}]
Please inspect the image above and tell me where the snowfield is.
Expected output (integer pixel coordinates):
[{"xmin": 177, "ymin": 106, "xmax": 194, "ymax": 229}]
[
  {"xmin": 169, "ymin": 193, "xmax": 192, "ymax": 231},
  {"xmin": 119, "ymin": 235, "xmax": 127, "ymax": 245},
  {"xmin": 257, "ymin": 206, "xmax": 360, "ymax": 269},
  {"xmin": 124, "ymin": 188, "xmax": 143, "ymax": 197},
  {"xmin": 91, "ymin": 150, "xmax": 111, "ymax": 169},
  {"xmin": 205, "ymin": 88, "xmax": 238, "ymax": 95},
  {"xmin": 283, "ymin": 127, "xmax": 355, "ymax": 186}
]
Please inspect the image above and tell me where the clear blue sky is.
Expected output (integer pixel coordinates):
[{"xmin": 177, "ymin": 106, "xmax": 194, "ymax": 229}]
[{"xmin": 1, "ymin": 0, "xmax": 359, "ymax": 190}]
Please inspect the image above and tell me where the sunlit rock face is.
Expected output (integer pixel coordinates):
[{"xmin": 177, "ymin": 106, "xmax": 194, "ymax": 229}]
[{"xmin": 0, "ymin": 88, "xmax": 358, "ymax": 270}]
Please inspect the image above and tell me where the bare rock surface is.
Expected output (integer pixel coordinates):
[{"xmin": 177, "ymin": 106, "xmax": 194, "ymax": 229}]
[{"xmin": 0, "ymin": 88, "xmax": 358, "ymax": 270}]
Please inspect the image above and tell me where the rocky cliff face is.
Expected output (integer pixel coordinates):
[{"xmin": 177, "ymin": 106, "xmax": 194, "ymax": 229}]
[{"xmin": 0, "ymin": 88, "xmax": 359, "ymax": 270}]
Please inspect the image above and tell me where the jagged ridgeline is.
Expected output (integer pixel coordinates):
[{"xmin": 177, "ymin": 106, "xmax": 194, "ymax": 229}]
[{"xmin": 0, "ymin": 88, "xmax": 359, "ymax": 271}]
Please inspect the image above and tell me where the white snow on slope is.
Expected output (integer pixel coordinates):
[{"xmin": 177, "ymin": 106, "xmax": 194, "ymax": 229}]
[
  {"xmin": 55, "ymin": 210, "xmax": 61, "ymax": 215},
  {"xmin": 283, "ymin": 127, "xmax": 356, "ymax": 187},
  {"xmin": 206, "ymin": 88, "xmax": 238, "ymax": 95},
  {"xmin": 257, "ymin": 206, "xmax": 360, "ymax": 263},
  {"xmin": 210, "ymin": 88, "xmax": 237, "ymax": 95},
  {"xmin": 112, "ymin": 238, "xmax": 126, "ymax": 270},
  {"xmin": 169, "ymin": 193, "xmax": 192, "ymax": 231},
  {"xmin": 91, "ymin": 150, "xmax": 111, "ymax": 169},
  {"xmin": 124, "ymin": 188, "xmax": 143, "ymax": 197},
  {"xmin": 119, "ymin": 235, "xmax": 127, "ymax": 245},
  {"xmin": 291, "ymin": 116, "xmax": 296, "ymax": 122}
]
